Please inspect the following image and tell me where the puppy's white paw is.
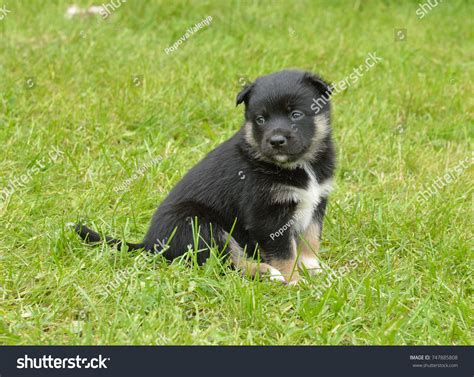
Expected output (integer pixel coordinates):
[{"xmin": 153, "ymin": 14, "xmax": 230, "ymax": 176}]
[
  {"xmin": 299, "ymin": 255, "xmax": 323, "ymax": 275},
  {"xmin": 268, "ymin": 266, "xmax": 286, "ymax": 283},
  {"xmin": 307, "ymin": 264, "xmax": 323, "ymax": 275}
]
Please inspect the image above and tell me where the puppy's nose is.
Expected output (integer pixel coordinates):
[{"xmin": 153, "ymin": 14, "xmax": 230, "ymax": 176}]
[{"xmin": 269, "ymin": 135, "xmax": 288, "ymax": 148}]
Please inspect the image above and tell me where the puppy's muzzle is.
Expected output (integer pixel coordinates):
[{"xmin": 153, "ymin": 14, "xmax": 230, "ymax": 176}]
[
  {"xmin": 269, "ymin": 134, "xmax": 288, "ymax": 149},
  {"xmin": 266, "ymin": 128, "xmax": 294, "ymax": 152}
]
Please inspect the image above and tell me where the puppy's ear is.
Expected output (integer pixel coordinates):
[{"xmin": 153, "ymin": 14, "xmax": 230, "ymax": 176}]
[
  {"xmin": 236, "ymin": 83, "xmax": 254, "ymax": 106},
  {"xmin": 304, "ymin": 73, "xmax": 332, "ymax": 97}
]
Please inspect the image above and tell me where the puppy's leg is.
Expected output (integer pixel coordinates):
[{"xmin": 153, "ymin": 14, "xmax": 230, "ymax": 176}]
[
  {"xmin": 226, "ymin": 236, "xmax": 286, "ymax": 283},
  {"xmin": 297, "ymin": 222, "xmax": 322, "ymax": 275},
  {"xmin": 265, "ymin": 238, "xmax": 301, "ymax": 285}
]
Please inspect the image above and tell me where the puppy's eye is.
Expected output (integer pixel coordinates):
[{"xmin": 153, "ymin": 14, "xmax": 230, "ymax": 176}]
[
  {"xmin": 255, "ymin": 116, "xmax": 266, "ymax": 125},
  {"xmin": 290, "ymin": 111, "xmax": 304, "ymax": 121}
]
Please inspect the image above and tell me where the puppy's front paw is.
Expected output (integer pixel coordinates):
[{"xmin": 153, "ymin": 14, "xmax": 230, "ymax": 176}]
[
  {"xmin": 307, "ymin": 266, "xmax": 323, "ymax": 275},
  {"xmin": 287, "ymin": 278, "xmax": 302, "ymax": 286},
  {"xmin": 267, "ymin": 266, "xmax": 287, "ymax": 284},
  {"xmin": 299, "ymin": 255, "xmax": 322, "ymax": 275}
]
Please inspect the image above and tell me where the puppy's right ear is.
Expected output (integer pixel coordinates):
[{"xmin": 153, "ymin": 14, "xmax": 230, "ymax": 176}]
[
  {"xmin": 303, "ymin": 72, "xmax": 332, "ymax": 98},
  {"xmin": 236, "ymin": 83, "xmax": 254, "ymax": 106}
]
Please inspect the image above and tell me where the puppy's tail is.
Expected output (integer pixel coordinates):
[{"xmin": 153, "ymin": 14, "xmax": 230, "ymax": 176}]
[{"xmin": 72, "ymin": 223, "xmax": 145, "ymax": 251}]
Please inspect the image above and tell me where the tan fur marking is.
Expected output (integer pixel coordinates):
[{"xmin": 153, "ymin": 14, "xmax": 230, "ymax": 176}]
[
  {"xmin": 244, "ymin": 121, "xmax": 258, "ymax": 148},
  {"xmin": 300, "ymin": 114, "xmax": 330, "ymax": 164},
  {"xmin": 267, "ymin": 239, "xmax": 301, "ymax": 284},
  {"xmin": 297, "ymin": 222, "xmax": 322, "ymax": 274},
  {"xmin": 227, "ymin": 236, "xmax": 286, "ymax": 283}
]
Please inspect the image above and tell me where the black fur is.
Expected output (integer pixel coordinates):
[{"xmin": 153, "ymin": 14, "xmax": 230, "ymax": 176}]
[{"xmin": 75, "ymin": 70, "xmax": 335, "ymax": 268}]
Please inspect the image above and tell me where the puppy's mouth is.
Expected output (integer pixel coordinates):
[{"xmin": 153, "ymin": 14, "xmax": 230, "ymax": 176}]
[
  {"xmin": 265, "ymin": 150, "xmax": 305, "ymax": 164},
  {"xmin": 273, "ymin": 154, "xmax": 290, "ymax": 162}
]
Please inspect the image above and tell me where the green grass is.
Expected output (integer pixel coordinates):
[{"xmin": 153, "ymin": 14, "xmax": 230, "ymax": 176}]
[{"xmin": 0, "ymin": 0, "xmax": 472, "ymax": 345}]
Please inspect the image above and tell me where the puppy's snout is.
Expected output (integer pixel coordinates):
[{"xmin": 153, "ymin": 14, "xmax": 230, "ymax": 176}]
[{"xmin": 269, "ymin": 135, "xmax": 288, "ymax": 148}]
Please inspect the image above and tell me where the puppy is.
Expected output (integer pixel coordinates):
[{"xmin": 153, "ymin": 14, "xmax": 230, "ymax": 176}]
[{"xmin": 75, "ymin": 70, "xmax": 335, "ymax": 284}]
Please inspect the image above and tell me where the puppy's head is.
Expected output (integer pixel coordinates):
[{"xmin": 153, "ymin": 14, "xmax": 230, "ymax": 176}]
[{"xmin": 237, "ymin": 70, "xmax": 332, "ymax": 166}]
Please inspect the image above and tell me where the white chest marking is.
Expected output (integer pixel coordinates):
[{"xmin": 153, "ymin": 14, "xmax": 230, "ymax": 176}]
[{"xmin": 272, "ymin": 166, "xmax": 333, "ymax": 233}]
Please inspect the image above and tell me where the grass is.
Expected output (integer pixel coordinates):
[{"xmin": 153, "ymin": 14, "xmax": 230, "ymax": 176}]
[{"xmin": 0, "ymin": 0, "xmax": 472, "ymax": 345}]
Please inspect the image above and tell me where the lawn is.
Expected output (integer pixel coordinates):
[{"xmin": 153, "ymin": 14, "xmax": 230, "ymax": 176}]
[{"xmin": 0, "ymin": 0, "xmax": 472, "ymax": 345}]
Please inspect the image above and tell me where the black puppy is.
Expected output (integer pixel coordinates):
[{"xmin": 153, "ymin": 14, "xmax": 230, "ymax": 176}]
[{"xmin": 75, "ymin": 70, "xmax": 335, "ymax": 284}]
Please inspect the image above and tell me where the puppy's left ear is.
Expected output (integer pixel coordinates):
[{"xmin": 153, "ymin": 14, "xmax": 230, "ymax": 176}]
[
  {"xmin": 236, "ymin": 83, "xmax": 254, "ymax": 106},
  {"xmin": 304, "ymin": 73, "xmax": 332, "ymax": 97}
]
